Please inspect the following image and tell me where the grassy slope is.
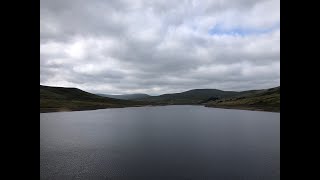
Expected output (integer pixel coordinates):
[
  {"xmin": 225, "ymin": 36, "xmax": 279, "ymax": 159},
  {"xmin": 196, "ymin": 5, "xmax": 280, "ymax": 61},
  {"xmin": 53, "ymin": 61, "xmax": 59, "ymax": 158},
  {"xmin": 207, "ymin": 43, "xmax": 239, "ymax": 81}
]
[
  {"xmin": 40, "ymin": 85, "xmax": 280, "ymax": 113},
  {"xmin": 40, "ymin": 85, "xmax": 148, "ymax": 112},
  {"xmin": 204, "ymin": 86, "xmax": 280, "ymax": 112},
  {"xmin": 136, "ymin": 89, "xmax": 241, "ymax": 105}
]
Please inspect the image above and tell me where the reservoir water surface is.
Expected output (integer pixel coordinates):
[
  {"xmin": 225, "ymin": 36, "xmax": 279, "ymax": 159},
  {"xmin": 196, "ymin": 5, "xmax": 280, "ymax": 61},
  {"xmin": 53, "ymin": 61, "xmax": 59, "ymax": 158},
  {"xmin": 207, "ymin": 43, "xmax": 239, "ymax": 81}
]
[{"xmin": 40, "ymin": 105, "xmax": 280, "ymax": 180}]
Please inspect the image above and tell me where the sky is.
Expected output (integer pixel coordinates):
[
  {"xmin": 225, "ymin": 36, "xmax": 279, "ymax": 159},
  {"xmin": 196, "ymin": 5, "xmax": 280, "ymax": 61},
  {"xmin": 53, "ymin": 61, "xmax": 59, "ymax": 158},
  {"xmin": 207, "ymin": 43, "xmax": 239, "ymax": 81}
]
[{"xmin": 40, "ymin": 0, "xmax": 280, "ymax": 95}]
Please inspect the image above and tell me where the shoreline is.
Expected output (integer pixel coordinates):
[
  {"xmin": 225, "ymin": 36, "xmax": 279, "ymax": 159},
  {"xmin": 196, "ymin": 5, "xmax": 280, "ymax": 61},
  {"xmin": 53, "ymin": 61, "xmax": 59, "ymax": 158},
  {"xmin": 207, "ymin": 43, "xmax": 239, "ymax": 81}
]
[
  {"xmin": 205, "ymin": 105, "xmax": 280, "ymax": 113},
  {"xmin": 40, "ymin": 104, "xmax": 279, "ymax": 113},
  {"xmin": 40, "ymin": 105, "xmax": 145, "ymax": 113}
]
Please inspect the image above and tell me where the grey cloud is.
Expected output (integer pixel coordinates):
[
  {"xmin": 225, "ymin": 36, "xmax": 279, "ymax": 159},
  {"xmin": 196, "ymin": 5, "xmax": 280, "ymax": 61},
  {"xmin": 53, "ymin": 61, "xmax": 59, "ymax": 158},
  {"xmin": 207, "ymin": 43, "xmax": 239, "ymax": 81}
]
[{"xmin": 40, "ymin": 0, "xmax": 280, "ymax": 95}]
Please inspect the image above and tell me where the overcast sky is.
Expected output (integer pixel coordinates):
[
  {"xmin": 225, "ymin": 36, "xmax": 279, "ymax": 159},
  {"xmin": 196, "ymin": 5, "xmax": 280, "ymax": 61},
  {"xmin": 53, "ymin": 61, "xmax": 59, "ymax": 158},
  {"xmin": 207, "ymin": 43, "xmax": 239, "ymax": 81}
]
[{"xmin": 40, "ymin": 0, "xmax": 279, "ymax": 95}]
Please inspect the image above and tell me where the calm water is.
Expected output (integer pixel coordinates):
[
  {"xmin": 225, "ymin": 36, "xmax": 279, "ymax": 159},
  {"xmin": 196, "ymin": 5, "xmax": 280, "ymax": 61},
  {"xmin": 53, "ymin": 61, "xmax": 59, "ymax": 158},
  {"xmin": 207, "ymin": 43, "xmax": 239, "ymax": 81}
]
[{"xmin": 40, "ymin": 105, "xmax": 280, "ymax": 180}]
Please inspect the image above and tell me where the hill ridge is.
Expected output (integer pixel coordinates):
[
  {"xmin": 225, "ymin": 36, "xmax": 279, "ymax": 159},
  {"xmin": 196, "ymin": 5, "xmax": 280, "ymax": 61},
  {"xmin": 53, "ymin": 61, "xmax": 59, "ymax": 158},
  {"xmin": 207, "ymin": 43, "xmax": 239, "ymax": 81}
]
[
  {"xmin": 40, "ymin": 85, "xmax": 147, "ymax": 113},
  {"xmin": 40, "ymin": 85, "xmax": 279, "ymax": 112}
]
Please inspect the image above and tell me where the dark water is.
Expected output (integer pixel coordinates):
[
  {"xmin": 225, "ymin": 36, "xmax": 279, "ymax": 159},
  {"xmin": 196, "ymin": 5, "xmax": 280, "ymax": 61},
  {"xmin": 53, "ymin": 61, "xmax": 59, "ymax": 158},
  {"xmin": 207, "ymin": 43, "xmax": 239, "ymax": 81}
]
[{"xmin": 40, "ymin": 105, "xmax": 280, "ymax": 180}]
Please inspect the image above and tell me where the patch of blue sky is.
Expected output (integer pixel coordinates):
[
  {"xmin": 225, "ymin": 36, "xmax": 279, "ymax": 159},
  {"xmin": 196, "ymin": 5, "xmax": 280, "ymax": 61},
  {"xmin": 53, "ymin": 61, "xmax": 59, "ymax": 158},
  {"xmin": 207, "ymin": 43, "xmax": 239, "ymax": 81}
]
[{"xmin": 208, "ymin": 21, "xmax": 279, "ymax": 36}]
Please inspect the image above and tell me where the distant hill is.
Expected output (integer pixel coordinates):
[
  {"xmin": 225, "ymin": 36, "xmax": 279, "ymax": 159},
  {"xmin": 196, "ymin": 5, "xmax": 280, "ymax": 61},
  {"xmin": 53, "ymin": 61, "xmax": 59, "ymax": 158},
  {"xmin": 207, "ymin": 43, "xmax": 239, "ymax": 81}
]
[
  {"xmin": 204, "ymin": 86, "xmax": 280, "ymax": 112},
  {"xmin": 40, "ymin": 85, "xmax": 147, "ymax": 113},
  {"xmin": 136, "ymin": 89, "xmax": 242, "ymax": 105},
  {"xmin": 96, "ymin": 93, "xmax": 150, "ymax": 100},
  {"xmin": 40, "ymin": 85, "xmax": 280, "ymax": 113}
]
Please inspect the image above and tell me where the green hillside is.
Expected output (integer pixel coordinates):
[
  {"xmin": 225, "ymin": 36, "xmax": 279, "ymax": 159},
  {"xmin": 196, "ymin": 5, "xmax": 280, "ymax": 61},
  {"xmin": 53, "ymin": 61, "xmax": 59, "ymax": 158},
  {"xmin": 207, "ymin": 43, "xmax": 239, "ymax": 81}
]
[
  {"xmin": 136, "ymin": 89, "xmax": 241, "ymax": 105},
  {"xmin": 40, "ymin": 85, "xmax": 147, "ymax": 112},
  {"xmin": 204, "ymin": 86, "xmax": 280, "ymax": 112},
  {"xmin": 40, "ymin": 85, "xmax": 280, "ymax": 113}
]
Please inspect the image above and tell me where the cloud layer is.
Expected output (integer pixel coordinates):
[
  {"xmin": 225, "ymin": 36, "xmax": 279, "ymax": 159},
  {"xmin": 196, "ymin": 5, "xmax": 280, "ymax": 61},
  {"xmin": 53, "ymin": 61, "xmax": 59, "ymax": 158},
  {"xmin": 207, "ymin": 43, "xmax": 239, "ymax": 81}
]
[{"xmin": 40, "ymin": 0, "xmax": 280, "ymax": 95}]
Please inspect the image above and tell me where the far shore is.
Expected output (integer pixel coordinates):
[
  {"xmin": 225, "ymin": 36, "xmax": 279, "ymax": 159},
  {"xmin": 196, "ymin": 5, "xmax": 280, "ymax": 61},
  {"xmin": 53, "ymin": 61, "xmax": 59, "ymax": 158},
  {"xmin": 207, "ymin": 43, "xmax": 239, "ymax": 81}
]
[
  {"xmin": 205, "ymin": 105, "xmax": 280, "ymax": 113},
  {"xmin": 40, "ymin": 104, "xmax": 279, "ymax": 113}
]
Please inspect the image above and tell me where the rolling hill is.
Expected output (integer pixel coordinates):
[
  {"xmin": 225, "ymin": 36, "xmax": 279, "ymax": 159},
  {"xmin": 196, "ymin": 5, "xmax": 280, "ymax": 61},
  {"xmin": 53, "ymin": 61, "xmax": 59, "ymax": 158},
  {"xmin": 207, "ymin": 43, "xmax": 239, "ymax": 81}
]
[
  {"xmin": 40, "ymin": 85, "xmax": 148, "ymax": 112},
  {"xmin": 135, "ymin": 89, "xmax": 242, "ymax": 105},
  {"xmin": 96, "ymin": 93, "xmax": 150, "ymax": 100},
  {"xmin": 40, "ymin": 85, "xmax": 280, "ymax": 113},
  {"xmin": 204, "ymin": 86, "xmax": 280, "ymax": 112}
]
